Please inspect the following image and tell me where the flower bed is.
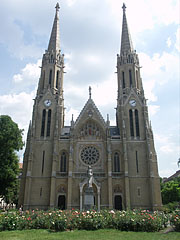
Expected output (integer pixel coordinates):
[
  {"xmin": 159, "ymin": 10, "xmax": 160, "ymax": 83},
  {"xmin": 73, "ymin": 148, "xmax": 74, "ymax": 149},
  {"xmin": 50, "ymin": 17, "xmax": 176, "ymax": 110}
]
[
  {"xmin": 170, "ymin": 210, "xmax": 180, "ymax": 232},
  {"xmin": 0, "ymin": 209, "xmax": 169, "ymax": 232}
]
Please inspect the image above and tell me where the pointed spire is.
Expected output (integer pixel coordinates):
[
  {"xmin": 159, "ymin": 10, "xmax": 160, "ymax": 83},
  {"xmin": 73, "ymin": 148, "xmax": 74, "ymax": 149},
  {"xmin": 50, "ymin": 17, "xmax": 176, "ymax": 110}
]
[
  {"xmin": 120, "ymin": 3, "xmax": 134, "ymax": 55},
  {"xmin": 48, "ymin": 3, "xmax": 60, "ymax": 52},
  {"xmin": 89, "ymin": 86, "xmax": 92, "ymax": 99}
]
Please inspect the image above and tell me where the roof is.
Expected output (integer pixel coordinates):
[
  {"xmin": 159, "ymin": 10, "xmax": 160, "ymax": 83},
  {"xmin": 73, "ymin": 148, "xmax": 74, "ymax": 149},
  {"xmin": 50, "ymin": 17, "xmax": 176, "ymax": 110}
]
[{"xmin": 163, "ymin": 170, "xmax": 180, "ymax": 182}]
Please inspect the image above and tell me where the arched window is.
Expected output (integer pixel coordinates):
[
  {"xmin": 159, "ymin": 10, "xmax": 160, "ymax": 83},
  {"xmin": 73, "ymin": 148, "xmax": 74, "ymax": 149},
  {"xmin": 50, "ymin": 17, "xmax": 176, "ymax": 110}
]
[
  {"xmin": 114, "ymin": 152, "xmax": 120, "ymax": 172},
  {"xmin": 129, "ymin": 109, "xmax": 134, "ymax": 137},
  {"xmin": 129, "ymin": 69, "xmax": 132, "ymax": 87},
  {"xmin": 46, "ymin": 109, "xmax": 51, "ymax": 137},
  {"xmin": 56, "ymin": 70, "xmax": 59, "ymax": 89},
  {"xmin": 50, "ymin": 55, "xmax": 53, "ymax": 63},
  {"xmin": 41, "ymin": 109, "xmax": 46, "ymax": 137},
  {"xmin": 135, "ymin": 109, "xmax": 140, "ymax": 137},
  {"xmin": 49, "ymin": 69, "xmax": 52, "ymax": 85},
  {"xmin": 60, "ymin": 152, "xmax": 67, "ymax": 172},
  {"xmin": 122, "ymin": 71, "xmax": 125, "ymax": 89}
]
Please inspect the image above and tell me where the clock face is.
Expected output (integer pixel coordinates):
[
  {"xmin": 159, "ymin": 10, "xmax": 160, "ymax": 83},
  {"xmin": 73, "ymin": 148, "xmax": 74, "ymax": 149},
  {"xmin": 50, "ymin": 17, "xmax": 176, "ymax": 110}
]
[
  {"xmin": 44, "ymin": 99, "xmax": 52, "ymax": 107},
  {"xmin": 129, "ymin": 99, "xmax": 136, "ymax": 107}
]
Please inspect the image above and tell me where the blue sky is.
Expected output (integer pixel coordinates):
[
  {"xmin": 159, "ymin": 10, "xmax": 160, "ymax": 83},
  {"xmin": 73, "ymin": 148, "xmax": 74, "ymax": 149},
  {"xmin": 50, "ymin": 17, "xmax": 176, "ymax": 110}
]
[{"xmin": 0, "ymin": 0, "xmax": 179, "ymax": 177}]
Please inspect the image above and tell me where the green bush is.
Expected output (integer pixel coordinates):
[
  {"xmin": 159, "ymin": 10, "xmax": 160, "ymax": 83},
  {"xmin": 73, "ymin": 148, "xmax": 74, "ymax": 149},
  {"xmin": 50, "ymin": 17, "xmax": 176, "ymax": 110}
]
[
  {"xmin": 170, "ymin": 210, "xmax": 180, "ymax": 232},
  {"xmin": 0, "ymin": 209, "xmax": 169, "ymax": 232},
  {"xmin": 162, "ymin": 202, "xmax": 179, "ymax": 213}
]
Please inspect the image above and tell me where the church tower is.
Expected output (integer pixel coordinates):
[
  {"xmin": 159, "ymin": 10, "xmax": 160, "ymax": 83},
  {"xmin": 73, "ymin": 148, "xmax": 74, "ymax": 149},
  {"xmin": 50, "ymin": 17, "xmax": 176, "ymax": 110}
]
[
  {"xmin": 19, "ymin": 3, "xmax": 162, "ymax": 210},
  {"xmin": 19, "ymin": 3, "xmax": 65, "ymax": 209},
  {"xmin": 116, "ymin": 3, "xmax": 162, "ymax": 209}
]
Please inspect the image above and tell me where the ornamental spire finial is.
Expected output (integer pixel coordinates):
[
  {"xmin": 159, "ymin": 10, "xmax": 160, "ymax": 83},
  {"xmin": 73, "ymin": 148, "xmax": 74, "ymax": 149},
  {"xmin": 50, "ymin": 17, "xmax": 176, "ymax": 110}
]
[
  {"xmin": 89, "ymin": 86, "xmax": 92, "ymax": 99},
  {"xmin": 122, "ymin": 3, "xmax": 126, "ymax": 13},
  {"xmin": 55, "ymin": 2, "xmax": 60, "ymax": 12}
]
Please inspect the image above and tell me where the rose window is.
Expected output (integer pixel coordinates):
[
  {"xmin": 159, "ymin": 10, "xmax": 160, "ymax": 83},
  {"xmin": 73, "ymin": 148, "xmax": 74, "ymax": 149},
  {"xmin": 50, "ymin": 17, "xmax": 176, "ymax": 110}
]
[{"xmin": 81, "ymin": 146, "xmax": 99, "ymax": 165}]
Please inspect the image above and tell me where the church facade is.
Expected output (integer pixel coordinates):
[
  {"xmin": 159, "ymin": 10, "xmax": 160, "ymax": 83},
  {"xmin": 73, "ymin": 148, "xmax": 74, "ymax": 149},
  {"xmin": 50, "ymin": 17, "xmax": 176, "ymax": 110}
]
[{"xmin": 19, "ymin": 3, "xmax": 162, "ymax": 211}]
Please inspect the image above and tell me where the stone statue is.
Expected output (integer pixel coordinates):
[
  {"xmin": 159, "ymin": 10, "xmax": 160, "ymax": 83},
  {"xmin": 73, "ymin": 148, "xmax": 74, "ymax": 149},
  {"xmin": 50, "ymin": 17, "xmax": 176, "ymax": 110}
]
[{"xmin": 87, "ymin": 165, "xmax": 93, "ymax": 188}]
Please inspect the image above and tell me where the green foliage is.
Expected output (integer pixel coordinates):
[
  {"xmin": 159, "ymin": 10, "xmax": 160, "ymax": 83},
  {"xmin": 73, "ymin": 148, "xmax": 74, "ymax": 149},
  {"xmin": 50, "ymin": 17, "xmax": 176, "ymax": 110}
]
[
  {"xmin": 170, "ymin": 210, "xmax": 180, "ymax": 232},
  {"xmin": 0, "ymin": 209, "xmax": 169, "ymax": 232},
  {"xmin": 161, "ymin": 180, "xmax": 180, "ymax": 204},
  {"xmin": 162, "ymin": 202, "xmax": 179, "ymax": 213},
  {"xmin": 0, "ymin": 115, "xmax": 24, "ymax": 203}
]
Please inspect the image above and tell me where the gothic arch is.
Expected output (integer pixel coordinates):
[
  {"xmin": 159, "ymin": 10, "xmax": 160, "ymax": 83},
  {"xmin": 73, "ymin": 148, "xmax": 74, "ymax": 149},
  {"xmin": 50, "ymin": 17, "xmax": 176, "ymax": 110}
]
[{"xmin": 79, "ymin": 178, "xmax": 100, "ymax": 211}]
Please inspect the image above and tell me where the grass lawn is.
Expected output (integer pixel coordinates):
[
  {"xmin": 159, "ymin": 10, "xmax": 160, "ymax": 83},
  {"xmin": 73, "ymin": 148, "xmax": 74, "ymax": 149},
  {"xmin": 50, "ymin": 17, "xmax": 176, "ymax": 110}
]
[{"xmin": 0, "ymin": 229, "xmax": 180, "ymax": 240}]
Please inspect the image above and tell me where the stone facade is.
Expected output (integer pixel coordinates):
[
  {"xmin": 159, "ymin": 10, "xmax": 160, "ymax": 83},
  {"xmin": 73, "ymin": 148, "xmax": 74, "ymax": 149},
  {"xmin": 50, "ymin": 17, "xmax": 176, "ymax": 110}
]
[{"xmin": 19, "ymin": 3, "xmax": 162, "ymax": 211}]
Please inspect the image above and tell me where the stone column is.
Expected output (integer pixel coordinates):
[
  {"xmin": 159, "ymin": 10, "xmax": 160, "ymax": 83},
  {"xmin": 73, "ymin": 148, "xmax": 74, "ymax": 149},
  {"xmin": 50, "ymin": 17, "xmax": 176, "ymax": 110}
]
[
  {"xmin": 107, "ymin": 141, "xmax": 113, "ymax": 209},
  {"xmin": 80, "ymin": 190, "xmax": 83, "ymax": 211},
  {"xmin": 23, "ymin": 153, "xmax": 33, "ymax": 209},
  {"xmin": 67, "ymin": 142, "xmax": 73, "ymax": 209},
  {"xmin": 98, "ymin": 188, "xmax": 100, "ymax": 211}
]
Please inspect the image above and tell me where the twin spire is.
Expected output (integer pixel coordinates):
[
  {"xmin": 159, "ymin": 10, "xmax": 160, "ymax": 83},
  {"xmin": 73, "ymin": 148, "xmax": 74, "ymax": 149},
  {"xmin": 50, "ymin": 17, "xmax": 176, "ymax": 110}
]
[
  {"xmin": 48, "ymin": 3, "xmax": 60, "ymax": 52},
  {"xmin": 47, "ymin": 2, "xmax": 133, "ymax": 57},
  {"xmin": 120, "ymin": 3, "xmax": 134, "ymax": 55}
]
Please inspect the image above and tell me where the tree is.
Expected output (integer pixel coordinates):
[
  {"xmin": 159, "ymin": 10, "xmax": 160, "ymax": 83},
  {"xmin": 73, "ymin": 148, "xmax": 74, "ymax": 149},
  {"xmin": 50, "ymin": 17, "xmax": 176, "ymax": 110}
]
[
  {"xmin": 161, "ymin": 180, "xmax": 180, "ymax": 205},
  {"xmin": 0, "ymin": 115, "xmax": 24, "ymax": 204}
]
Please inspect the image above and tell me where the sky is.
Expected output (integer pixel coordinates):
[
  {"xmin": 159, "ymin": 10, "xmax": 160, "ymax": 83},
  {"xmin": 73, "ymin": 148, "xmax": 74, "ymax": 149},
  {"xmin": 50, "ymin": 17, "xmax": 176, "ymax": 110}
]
[{"xmin": 0, "ymin": 0, "xmax": 179, "ymax": 178}]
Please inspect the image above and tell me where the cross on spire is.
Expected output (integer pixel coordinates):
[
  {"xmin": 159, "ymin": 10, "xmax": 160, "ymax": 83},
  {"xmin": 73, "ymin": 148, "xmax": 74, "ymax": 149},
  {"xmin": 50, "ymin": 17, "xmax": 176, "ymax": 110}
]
[
  {"xmin": 122, "ymin": 3, "xmax": 126, "ymax": 12},
  {"xmin": 55, "ymin": 2, "xmax": 60, "ymax": 12}
]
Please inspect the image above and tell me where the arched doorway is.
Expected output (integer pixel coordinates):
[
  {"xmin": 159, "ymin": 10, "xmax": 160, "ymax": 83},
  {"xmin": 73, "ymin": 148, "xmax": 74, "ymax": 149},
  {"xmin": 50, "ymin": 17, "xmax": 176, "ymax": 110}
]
[
  {"xmin": 58, "ymin": 195, "xmax": 66, "ymax": 210},
  {"xmin": 114, "ymin": 195, "xmax": 122, "ymax": 210}
]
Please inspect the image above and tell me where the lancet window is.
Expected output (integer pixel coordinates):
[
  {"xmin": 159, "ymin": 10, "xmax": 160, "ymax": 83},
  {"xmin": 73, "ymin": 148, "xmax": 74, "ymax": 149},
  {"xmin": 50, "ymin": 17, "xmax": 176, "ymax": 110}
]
[
  {"xmin": 49, "ymin": 69, "xmax": 52, "ymax": 85},
  {"xmin": 60, "ymin": 152, "xmax": 67, "ymax": 172},
  {"xmin": 56, "ymin": 70, "xmax": 59, "ymax": 89},
  {"xmin": 114, "ymin": 152, "xmax": 120, "ymax": 172},
  {"xmin": 122, "ymin": 71, "xmax": 125, "ymax": 88},
  {"xmin": 41, "ymin": 109, "xmax": 46, "ymax": 137},
  {"xmin": 129, "ymin": 109, "xmax": 134, "ymax": 137},
  {"xmin": 46, "ymin": 109, "xmax": 51, "ymax": 137},
  {"xmin": 135, "ymin": 109, "xmax": 140, "ymax": 137},
  {"xmin": 129, "ymin": 69, "xmax": 132, "ymax": 87}
]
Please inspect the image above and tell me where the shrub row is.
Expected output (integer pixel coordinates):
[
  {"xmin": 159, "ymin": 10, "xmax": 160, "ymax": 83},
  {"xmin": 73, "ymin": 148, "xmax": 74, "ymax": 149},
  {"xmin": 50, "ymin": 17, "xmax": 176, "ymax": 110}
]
[
  {"xmin": 170, "ymin": 210, "xmax": 180, "ymax": 232},
  {"xmin": 0, "ymin": 209, "xmax": 177, "ymax": 232}
]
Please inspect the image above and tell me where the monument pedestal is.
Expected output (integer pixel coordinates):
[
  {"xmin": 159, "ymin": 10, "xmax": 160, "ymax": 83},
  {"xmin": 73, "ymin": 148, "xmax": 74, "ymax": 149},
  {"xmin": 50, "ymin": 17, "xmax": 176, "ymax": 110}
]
[{"xmin": 84, "ymin": 186, "xmax": 94, "ymax": 210}]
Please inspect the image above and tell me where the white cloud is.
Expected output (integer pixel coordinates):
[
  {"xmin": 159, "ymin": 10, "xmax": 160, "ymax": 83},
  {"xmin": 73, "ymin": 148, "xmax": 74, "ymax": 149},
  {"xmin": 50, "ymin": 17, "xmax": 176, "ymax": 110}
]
[
  {"xmin": 106, "ymin": 0, "xmax": 179, "ymax": 35},
  {"xmin": 148, "ymin": 105, "xmax": 160, "ymax": 117},
  {"xmin": 139, "ymin": 50, "xmax": 179, "ymax": 103},
  {"xmin": 175, "ymin": 27, "xmax": 180, "ymax": 52},
  {"xmin": 166, "ymin": 37, "xmax": 172, "ymax": 48},
  {"xmin": 155, "ymin": 134, "xmax": 179, "ymax": 154},
  {"xmin": 13, "ymin": 74, "xmax": 23, "ymax": 83},
  {"xmin": 0, "ymin": 91, "xmax": 35, "ymax": 136},
  {"xmin": 12, "ymin": 60, "xmax": 41, "ymax": 92},
  {"xmin": 84, "ymin": 54, "xmax": 102, "ymax": 65},
  {"xmin": 67, "ymin": 0, "xmax": 77, "ymax": 7}
]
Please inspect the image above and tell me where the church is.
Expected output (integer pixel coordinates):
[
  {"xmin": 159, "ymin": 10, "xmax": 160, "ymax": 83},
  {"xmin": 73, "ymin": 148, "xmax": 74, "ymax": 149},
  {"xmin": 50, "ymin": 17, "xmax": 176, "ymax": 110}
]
[{"xmin": 19, "ymin": 3, "xmax": 162, "ymax": 211}]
